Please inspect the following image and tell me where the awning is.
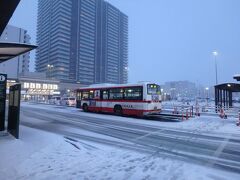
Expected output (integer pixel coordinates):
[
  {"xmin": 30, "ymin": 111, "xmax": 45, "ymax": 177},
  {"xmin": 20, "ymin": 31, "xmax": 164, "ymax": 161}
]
[
  {"xmin": 0, "ymin": 0, "xmax": 21, "ymax": 36},
  {"xmin": 233, "ymin": 74, "xmax": 240, "ymax": 81},
  {"xmin": 215, "ymin": 83, "xmax": 240, "ymax": 92},
  {"xmin": 0, "ymin": 42, "xmax": 37, "ymax": 63}
]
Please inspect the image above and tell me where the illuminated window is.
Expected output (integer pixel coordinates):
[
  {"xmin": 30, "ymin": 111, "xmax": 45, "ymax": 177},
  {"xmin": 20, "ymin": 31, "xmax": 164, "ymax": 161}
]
[
  {"xmin": 43, "ymin": 84, "xmax": 48, "ymax": 89},
  {"xmin": 48, "ymin": 84, "xmax": 53, "ymax": 90},
  {"xmin": 30, "ymin": 83, "xmax": 35, "ymax": 89},
  {"xmin": 24, "ymin": 83, "xmax": 29, "ymax": 89},
  {"xmin": 53, "ymin": 85, "xmax": 58, "ymax": 90},
  {"xmin": 36, "ymin": 84, "xmax": 41, "ymax": 89}
]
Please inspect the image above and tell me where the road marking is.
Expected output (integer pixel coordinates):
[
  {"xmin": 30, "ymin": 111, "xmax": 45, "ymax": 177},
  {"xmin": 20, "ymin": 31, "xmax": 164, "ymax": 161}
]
[
  {"xmin": 207, "ymin": 133, "xmax": 232, "ymax": 167},
  {"xmin": 133, "ymin": 129, "xmax": 165, "ymax": 142}
]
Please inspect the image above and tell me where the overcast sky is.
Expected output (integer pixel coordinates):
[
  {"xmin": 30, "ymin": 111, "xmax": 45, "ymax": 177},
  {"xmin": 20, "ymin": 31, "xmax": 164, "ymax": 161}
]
[{"xmin": 9, "ymin": 0, "xmax": 240, "ymax": 86}]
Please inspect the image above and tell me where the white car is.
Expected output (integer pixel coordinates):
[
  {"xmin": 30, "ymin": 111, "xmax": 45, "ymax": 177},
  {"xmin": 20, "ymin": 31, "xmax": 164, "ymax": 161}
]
[
  {"xmin": 49, "ymin": 96, "xmax": 61, "ymax": 105},
  {"xmin": 61, "ymin": 97, "xmax": 76, "ymax": 106}
]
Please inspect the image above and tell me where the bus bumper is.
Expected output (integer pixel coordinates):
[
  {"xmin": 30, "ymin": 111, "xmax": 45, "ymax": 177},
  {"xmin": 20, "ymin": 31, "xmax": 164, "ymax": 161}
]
[{"xmin": 143, "ymin": 109, "xmax": 161, "ymax": 116}]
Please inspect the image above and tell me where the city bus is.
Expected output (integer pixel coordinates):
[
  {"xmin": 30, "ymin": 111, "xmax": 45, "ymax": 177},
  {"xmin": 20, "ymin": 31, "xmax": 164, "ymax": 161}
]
[{"xmin": 76, "ymin": 82, "xmax": 162, "ymax": 117}]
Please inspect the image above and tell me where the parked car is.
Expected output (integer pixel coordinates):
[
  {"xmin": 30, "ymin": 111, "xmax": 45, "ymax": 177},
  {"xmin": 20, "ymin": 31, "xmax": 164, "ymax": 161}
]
[
  {"xmin": 61, "ymin": 97, "xmax": 76, "ymax": 106},
  {"xmin": 49, "ymin": 96, "xmax": 61, "ymax": 105}
]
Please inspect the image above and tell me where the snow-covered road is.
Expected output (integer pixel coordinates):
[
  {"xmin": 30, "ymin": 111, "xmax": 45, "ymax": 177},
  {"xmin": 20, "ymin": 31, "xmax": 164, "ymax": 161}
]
[{"xmin": 20, "ymin": 102, "xmax": 240, "ymax": 175}]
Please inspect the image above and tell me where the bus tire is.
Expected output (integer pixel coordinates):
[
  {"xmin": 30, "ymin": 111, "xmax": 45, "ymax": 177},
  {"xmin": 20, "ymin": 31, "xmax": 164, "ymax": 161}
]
[
  {"xmin": 82, "ymin": 103, "xmax": 88, "ymax": 112},
  {"xmin": 114, "ymin": 105, "xmax": 122, "ymax": 116}
]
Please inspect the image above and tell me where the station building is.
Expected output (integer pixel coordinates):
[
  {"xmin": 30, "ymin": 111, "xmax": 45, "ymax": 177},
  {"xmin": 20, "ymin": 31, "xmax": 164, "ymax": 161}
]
[{"xmin": 6, "ymin": 72, "xmax": 84, "ymax": 102}]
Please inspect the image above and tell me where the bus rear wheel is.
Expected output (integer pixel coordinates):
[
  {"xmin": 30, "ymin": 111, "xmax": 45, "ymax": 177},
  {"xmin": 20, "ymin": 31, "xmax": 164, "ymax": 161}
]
[
  {"xmin": 114, "ymin": 105, "xmax": 122, "ymax": 116},
  {"xmin": 82, "ymin": 104, "xmax": 88, "ymax": 112}
]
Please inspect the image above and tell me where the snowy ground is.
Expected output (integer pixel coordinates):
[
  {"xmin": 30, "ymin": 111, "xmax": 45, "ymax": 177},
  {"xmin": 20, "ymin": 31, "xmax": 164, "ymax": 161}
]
[{"xmin": 1, "ymin": 102, "xmax": 240, "ymax": 180}]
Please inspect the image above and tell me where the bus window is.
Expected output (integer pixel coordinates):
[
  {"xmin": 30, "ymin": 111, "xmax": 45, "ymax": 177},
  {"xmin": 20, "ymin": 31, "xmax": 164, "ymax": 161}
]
[
  {"xmin": 82, "ymin": 91, "xmax": 89, "ymax": 99},
  {"xmin": 109, "ymin": 89, "xmax": 123, "ymax": 100},
  {"xmin": 89, "ymin": 90, "xmax": 94, "ymax": 99},
  {"xmin": 124, "ymin": 87, "xmax": 143, "ymax": 100},
  {"xmin": 147, "ymin": 84, "xmax": 161, "ymax": 95},
  {"xmin": 102, "ymin": 90, "xmax": 109, "ymax": 100},
  {"xmin": 94, "ymin": 90, "xmax": 100, "ymax": 99}
]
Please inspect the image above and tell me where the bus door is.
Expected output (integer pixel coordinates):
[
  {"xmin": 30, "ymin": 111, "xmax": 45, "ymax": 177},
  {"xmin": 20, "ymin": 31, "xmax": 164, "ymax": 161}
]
[
  {"xmin": 93, "ymin": 90, "xmax": 101, "ymax": 111},
  {"xmin": 101, "ymin": 90, "xmax": 109, "ymax": 112},
  {"xmin": 76, "ymin": 91, "xmax": 82, "ymax": 108}
]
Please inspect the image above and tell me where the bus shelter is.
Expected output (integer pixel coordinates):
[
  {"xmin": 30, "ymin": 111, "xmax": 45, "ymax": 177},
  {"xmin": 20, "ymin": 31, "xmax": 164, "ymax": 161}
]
[
  {"xmin": 0, "ymin": 0, "xmax": 37, "ymax": 138},
  {"xmin": 215, "ymin": 83, "xmax": 240, "ymax": 108},
  {"xmin": 234, "ymin": 75, "xmax": 240, "ymax": 81}
]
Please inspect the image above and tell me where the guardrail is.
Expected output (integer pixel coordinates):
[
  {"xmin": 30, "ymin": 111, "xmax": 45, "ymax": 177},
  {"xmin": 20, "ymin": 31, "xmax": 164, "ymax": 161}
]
[{"xmin": 162, "ymin": 103, "xmax": 240, "ymax": 120}]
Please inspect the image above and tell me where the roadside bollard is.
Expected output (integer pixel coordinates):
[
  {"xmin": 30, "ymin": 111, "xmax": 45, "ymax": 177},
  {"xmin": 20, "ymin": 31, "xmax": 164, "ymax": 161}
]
[
  {"xmin": 181, "ymin": 107, "xmax": 184, "ymax": 121},
  {"xmin": 195, "ymin": 106, "xmax": 200, "ymax": 116},
  {"xmin": 173, "ymin": 106, "xmax": 177, "ymax": 114},
  {"xmin": 190, "ymin": 106, "xmax": 193, "ymax": 117},
  {"xmin": 219, "ymin": 108, "xmax": 227, "ymax": 119},
  {"xmin": 219, "ymin": 108, "xmax": 223, "ymax": 118},
  {"xmin": 237, "ymin": 112, "xmax": 240, "ymax": 126},
  {"xmin": 186, "ymin": 109, "xmax": 189, "ymax": 120},
  {"xmin": 220, "ymin": 108, "xmax": 224, "ymax": 118}
]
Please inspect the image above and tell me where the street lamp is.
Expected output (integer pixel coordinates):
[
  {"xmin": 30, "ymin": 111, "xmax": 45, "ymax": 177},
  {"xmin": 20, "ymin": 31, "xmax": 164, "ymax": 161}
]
[
  {"xmin": 205, "ymin": 87, "xmax": 209, "ymax": 105},
  {"xmin": 212, "ymin": 51, "xmax": 218, "ymax": 85}
]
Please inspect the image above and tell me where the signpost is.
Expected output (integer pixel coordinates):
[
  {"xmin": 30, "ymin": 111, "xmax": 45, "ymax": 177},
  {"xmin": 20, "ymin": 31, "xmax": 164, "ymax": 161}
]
[
  {"xmin": 7, "ymin": 84, "xmax": 21, "ymax": 139},
  {"xmin": 0, "ymin": 74, "xmax": 7, "ymax": 131}
]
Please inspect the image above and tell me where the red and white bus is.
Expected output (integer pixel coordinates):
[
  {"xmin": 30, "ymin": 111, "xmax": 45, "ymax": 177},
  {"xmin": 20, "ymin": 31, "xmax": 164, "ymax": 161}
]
[{"xmin": 76, "ymin": 82, "xmax": 161, "ymax": 116}]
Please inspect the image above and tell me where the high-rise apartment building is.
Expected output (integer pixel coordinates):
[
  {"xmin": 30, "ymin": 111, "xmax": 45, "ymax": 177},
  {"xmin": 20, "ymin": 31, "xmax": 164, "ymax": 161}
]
[
  {"xmin": 0, "ymin": 25, "xmax": 31, "ymax": 78},
  {"xmin": 36, "ymin": 0, "xmax": 128, "ymax": 85}
]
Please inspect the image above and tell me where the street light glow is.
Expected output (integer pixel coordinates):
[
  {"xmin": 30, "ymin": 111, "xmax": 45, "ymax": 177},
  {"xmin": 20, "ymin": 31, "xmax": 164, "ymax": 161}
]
[
  {"xmin": 212, "ymin": 51, "xmax": 218, "ymax": 56},
  {"xmin": 205, "ymin": 87, "xmax": 209, "ymax": 90},
  {"xmin": 47, "ymin": 64, "xmax": 54, "ymax": 68}
]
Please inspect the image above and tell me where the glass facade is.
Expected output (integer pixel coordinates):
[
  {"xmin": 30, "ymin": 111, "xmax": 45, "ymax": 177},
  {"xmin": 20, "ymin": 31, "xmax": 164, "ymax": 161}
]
[{"xmin": 36, "ymin": 0, "xmax": 128, "ymax": 85}]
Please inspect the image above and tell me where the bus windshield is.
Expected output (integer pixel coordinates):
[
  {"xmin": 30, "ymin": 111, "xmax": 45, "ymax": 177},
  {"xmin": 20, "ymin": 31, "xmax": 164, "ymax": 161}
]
[{"xmin": 147, "ymin": 84, "xmax": 160, "ymax": 95}]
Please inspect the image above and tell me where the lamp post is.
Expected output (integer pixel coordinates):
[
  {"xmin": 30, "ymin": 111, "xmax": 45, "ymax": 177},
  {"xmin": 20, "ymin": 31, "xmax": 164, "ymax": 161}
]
[
  {"xmin": 161, "ymin": 88, "xmax": 164, "ymax": 101},
  {"xmin": 212, "ymin": 51, "xmax": 218, "ymax": 85},
  {"xmin": 205, "ymin": 87, "xmax": 209, "ymax": 105}
]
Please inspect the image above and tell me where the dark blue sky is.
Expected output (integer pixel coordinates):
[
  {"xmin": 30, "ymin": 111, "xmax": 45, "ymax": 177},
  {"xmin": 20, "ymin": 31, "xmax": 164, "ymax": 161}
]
[{"xmin": 9, "ymin": 0, "xmax": 240, "ymax": 86}]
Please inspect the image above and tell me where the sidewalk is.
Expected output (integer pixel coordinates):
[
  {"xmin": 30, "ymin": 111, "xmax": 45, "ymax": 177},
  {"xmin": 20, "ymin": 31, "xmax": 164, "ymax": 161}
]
[{"xmin": 1, "ymin": 126, "xmax": 240, "ymax": 180}]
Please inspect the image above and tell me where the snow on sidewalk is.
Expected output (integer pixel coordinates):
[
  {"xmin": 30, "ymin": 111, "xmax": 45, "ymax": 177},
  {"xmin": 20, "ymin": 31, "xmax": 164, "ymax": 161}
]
[{"xmin": 1, "ymin": 126, "xmax": 240, "ymax": 180}]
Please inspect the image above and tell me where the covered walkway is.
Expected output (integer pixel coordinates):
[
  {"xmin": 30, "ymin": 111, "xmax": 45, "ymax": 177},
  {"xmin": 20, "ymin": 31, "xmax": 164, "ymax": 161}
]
[{"xmin": 215, "ymin": 83, "xmax": 240, "ymax": 108}]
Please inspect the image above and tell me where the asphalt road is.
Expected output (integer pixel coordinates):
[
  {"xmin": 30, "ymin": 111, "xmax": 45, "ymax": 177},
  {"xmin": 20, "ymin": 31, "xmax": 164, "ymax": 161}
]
[{"xmin": 20, "ymin": 104, "xmax": 240, "ymax": 174}]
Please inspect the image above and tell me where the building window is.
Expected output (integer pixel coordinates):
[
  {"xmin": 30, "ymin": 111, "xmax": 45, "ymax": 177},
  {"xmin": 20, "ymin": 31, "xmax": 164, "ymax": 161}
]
[
  {"xmin": 53, "ymin": 85, "xmax": 57, "ymax": 89},
  {"xmin": 43, "ymin": 84, "xmax": 48, "ymax": 90},
  {"xmin": 30, "ymin": 83, "xmax": 35, "ymax": 89},
  {"xmin": 48, "ymin": 84, "xmax": 53, "ymax": 90},
  {"xmin": 24, "ymin": 83, "xmax": 29, "ymax": 89},
  {"xmin": 36, "ymin": 84, "xmax": 41, "ymax": 89}
]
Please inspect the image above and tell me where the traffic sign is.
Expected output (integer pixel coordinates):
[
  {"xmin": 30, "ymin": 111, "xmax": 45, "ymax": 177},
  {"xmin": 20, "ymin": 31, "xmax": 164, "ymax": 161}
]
[{"xmin": 0, "ymin": 73, "xmax": 7, "ymax": 131}]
